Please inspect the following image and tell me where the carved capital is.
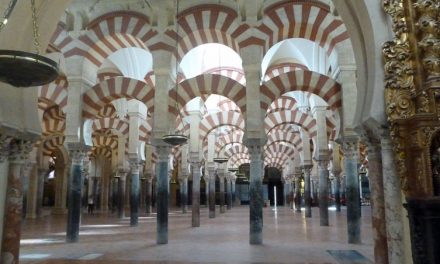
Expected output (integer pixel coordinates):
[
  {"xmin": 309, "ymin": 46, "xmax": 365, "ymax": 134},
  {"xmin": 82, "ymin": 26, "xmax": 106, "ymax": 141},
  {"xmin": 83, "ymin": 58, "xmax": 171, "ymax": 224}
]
[
  {"xmin": 0, "ymin": 135, "xmax": 12, "ymax": 163},
  {"xmin": 9, "ymin": 140, "xmax": 34, "ymax": 164},
  {"xmin": 342, "ymin": 138, "xmax": 359, "ymax": 161},
  {"xmin": 155, "ymin": 145, "xmax": 171, "ymax": 162},
  {"xmin": 67, "ymin": 143, "xmax": 90, "ymax": 165}
]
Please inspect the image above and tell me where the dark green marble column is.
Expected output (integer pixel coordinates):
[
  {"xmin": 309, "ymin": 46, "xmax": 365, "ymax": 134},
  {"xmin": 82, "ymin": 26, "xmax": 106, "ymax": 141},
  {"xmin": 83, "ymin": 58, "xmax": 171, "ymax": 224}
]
[
  {"xmin": 191, "ymin": 162, "xmax": 201, "ymax": 227},
  {"xmin": 208, "ymin": 167, "xmax": 216, "ymax": 218},
  {"xmin": 318, "ymin": 159, "xmax": 329, "ymax": 226},
  {"xmin": 179, "ymin": 176, "xmax": 188, "ymax": 213},
  {"xmin": 226, "ymin": 176, "xmax": 232, "ymax": 210},
  {"xmin": 303, "ymin": 165, "xmax": 312, "ymax": 218},
  {"xmin": 155, "ymin": 145, "xmax": 170, "ymax": 244},
  {"xmin": 66, "ymin": 143, "xmax": 90, "ymax": 243},
  {"xmin": 129, "ymin": 159, "xmax": 141, "ymax": 226},
  {"xmin": 248, "ymin": 141, "xmax": 264, "ymax": 245},
  {"xmin": 344, "ymin": 138, "xmax": 361, "ymax": 244},
  {"xmin": 219, "ymin": 173, "xmax": 225, "ymax": 213}
]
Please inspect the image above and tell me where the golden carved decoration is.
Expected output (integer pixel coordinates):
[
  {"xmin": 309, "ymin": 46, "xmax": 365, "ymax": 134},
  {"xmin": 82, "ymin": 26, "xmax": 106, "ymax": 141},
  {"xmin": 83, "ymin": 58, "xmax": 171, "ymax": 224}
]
[{"xmin": 383, "ymin": 0, "xmax": 440, "ymax": 197}]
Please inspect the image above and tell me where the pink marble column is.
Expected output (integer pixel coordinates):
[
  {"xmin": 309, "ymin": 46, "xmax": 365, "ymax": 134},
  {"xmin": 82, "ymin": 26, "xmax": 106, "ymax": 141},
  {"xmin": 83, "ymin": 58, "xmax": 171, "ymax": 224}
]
[
  {"xmin": 367, "ymin": 140, "xmax": 389, "ymax": 264},
  {"xmin": 1, "ymin": 139, "xmax": 33, "ymax": 264}
]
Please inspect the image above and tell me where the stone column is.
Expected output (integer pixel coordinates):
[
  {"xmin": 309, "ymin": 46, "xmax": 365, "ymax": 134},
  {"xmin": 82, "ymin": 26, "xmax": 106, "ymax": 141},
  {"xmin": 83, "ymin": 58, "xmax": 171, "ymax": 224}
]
[
  {"xmin": 334, "ymin": 172, "xmax": 342, "ymax": 212},
  {"xmin": 36, "ymin": 168, "xmax": 47, "ymax": 217},
  {"xmin": 283, "ymin": 178, "xmax": 290, "ymax": 207},
  {"xmin": 318, "ymin": 159, "xmax": 330, "ymax": 226},
  {"xmin": 66, "ymin": 143, "xmax": 90, "ymax": 243},
  {"xmin": 1, "ymin": 139, "xmax": 33, "ymax": 264},
  {"xmin": 179, "ymin": 175, "xmax": 188, "ymax": 213},
  {"xmin": 117, "ymin": 169, "xmax": 127, "ymax": 219},
  {"xmin": 53, "ymin": 161, "xmax": 68, "ymax": 214},
  {"xmin": 129, "ymin": 157, "xmax": 141, "ymax": 226},
  {"xmin": 203, "ymin": 174, "xmax": 209, "ymax": 207},
  {"xmin": 191, "ymin": 161, "xmax": 201, "ymax": 227},
  {"xmin": 26, "ymin": 162, "xmax": 38, "ymax": 219},
  {"xmin": 145, "ymin": 175, "xmax": 153, "ymax": 216},
  {"xmin": 21, "ymin": 161, "xmax": 33, "ymax": 219},
  {"xmin": 289, "ymin": 178, "xmax": 294, "ymax": 209},
  {"xmin": 140, "ymin": 177, "xmax": 146, "ymax": 210},
  {"xmin": 207, "ymin": 166, "xmax": 216, "ymax": 218},
  {"xmin": 248, "ymin": 140, "xmax": 264, "ymax": 244},
  {"xmin": 111, "ymin": 177, "xmax": 118, "ymax": 213},
  {"xmin": 219, "ymin": 171, "xmax": 226, "ymax": 213},
  {"xmin": 226, "ymin": 175, "xmax": 232, "ymax": 210},
  {"xmin": 294, "ymin": 172, "xmax": 302, "ymax": 213},
  {"xmin": 381, "ymin": 134, "xmax": 405, "ymax": 263},
  {"xmin": 155, "ymin": 145, "xmax": 170, "ymax": 244},
  {"xmin": 303, "ymin": 165, "xmax": 312, "ymax": 217},
  {"xmin": 343, "ymin": 137, "xmax": 361, "ymax": 244},
  {"xmin": 366, "ymin": 139, "xmax": 388, "ymax": 264},
  {"xmin": 231, "ymin": 176, "xmax": 237, "ymax": 206}
]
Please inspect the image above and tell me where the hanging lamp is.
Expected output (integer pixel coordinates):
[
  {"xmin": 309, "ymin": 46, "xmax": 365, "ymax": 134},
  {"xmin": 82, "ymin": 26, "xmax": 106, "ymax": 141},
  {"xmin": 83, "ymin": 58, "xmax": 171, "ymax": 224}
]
[
  {"xmin": 162, "ymin": 0, "xmax": 188, "ymax": 146},
  {"xmin": 0, "ymin": 0, "xmax": 59, "ymax": 87},
  {"xmin": 228, "ymin": 167, "xmax": 238, "ymax": 173}
]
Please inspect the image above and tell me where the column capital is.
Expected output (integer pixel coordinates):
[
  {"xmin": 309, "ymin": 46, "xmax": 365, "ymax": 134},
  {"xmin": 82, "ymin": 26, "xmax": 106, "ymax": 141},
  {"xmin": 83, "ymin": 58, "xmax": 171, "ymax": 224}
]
[
  {"xmin": 9, "ymin": 139, "xmax": 34, "ymax": 164},
  {"xmin": 342, "ymin": 137, "xmax": 359, "ymax": 160},
  {"xmin": 153, "ymin": 144, "xmax": 171, "ymax": 161},
  {"xmin": 302, "ymin": 164, "xmax": 313, "ymax": 172},
  {"xmin": 67, "ymin": 143, "xmax": 90, "ymax": 165},
  {"xmin": 317, "ymin": 159, "xmax": 329, "ymax": 169}
]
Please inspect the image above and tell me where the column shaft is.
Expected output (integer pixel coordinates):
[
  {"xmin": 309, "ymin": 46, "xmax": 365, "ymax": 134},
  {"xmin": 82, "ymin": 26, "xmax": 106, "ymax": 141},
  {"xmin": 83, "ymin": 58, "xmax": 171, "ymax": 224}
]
[
  {"xmin": 334, "ymin": 174, "xmax": 341, "ymax": 212},
  {"xmin": 117, "ymin": 176, "xmax": 126, "ymax": 219},
  {"xmin": 318, "ymin": 161, "xmax": 329, "ymax": 226},
  {"xmin": 208, "ymin": 169, "xmax": 216, "ymax": 218},
  {"xmin": 226, "ymin": 179, "xmax": 232, "ymax": 210},
  {"xmin": 36, "ymin": 169, "xmax": 46, "ymax": 217},
  {"xmin": 66, "ymin": 144, "xmax": 88, "ymax": 243},
  {"xmin": 155, "ymin": 146, "xmax": 170, "ymax": 244},
  {"xmin": 381, "ymin": 136, "xmax": 405, "ymax": 263},
  {"xmin": 295, "ymin": 175, "xmax": 301, "ymax": 212},
  {"xmin": 179, "ymin": 177, "xmax": 188, "ymax": 213},
  {"xmin": 191, "ymin": 163, "xmax": 201, "ymax": 227},
  {"xmin": 367, "ymin": 142, "xmax": 389, "ymax": 264},
  {"xmin": 219, "ymin": 175, "xmax": 225, "ymax": 213},
  {"xmin": 303, "ymin": 167, "xmax": 312, "ymax": 217},
  {"xmin": 249, "ymin": 144, "xmax": 263, "ymax": 245},
  {"xmin": 129, "ymin": 163, "xmax": 140, "ymax": 226},
  {"xmin": 146, "ymin": 179, "xmax": 152, "ymax": 215},
  {"xmin": 232, "ymin": 181, "xmax": 236, "ymax": 206},
  {"xmin": 344, "ymin": 139, "xmax": 361, "ymax": 244}
]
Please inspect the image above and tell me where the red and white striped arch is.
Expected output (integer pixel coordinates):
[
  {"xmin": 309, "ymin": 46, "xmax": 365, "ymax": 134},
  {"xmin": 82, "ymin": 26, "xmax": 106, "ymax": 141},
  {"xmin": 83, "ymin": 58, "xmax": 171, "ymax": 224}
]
[
  {"xmin": 265, "ymin": 109, "xmax": 317, "ymax": 137},
  {"xmin": 83, "ymin": 77, "xmax": 155, "ymax": 118},
  {"xmin": 217, "ymin": 98, "xmax": 242, "ymax": 113},
  {"xmin": 42, "ymin": 135, "xmax": 65, "ymax": 156},
  {"xmin": 264, "ymin": 62, "xmax": 309, "ymax": 82},
  {"xmin": 266, "ymin": 130, "xmax": 303, "ymax": 152},
  {"xmin": 199, "ymin": 111, "xmax": 245, "ymax": 142},
  {"xmin": 92, "ymin": 117, "xmax": 129, "ymax": 135},
  {"xmin": 38, "ymin": 76, "xmax": 68, "ymax": 113},
  {"xmin": 258, "ymin": 1, "xmax": 349, "ymax": 55},
  {"xmin": 92, "ymin": 135, "xmax": 118, "ymax": 149},
  {"xmin": 90, "ymin": 147, "xmax": 113, "ymax": 160},
  {"xmin": 202, "ymin": 125, "xmax": 241, "ymax": 155},
  {"xmin": 203, "ymin": 67, "xmax": 246, "ymax": 86},
  {"xmin": 169, "ymin": 74, "xmax": 246, "ymax": 116},
  {"xmin": 224, "ymin": 144, "xmax": 248, "ymax": 158},
  {"xmin": 97, "ymin": 67, "xmax": 123, "ymax": 83},
  {"xmin": 139, "ymin": 118, "xmax": 152, "ymax": 141},
  {"xmin": 49, "ymin": 23, "xmax": 77, "ymax": 57},
  {"xmin": 97, "ymin": 104, "xmax": 117, "ymax": 118},
  {"xmin": 260, "ymin": 70, "xmax": 341, "ymax": 111},
  {"xmin": 215, "ymin": 130, "xmax": 244, "ymax": 153},
  {"xmin": 167, "ymin": 4, "xmax": 243, "ymax": 60},
  {"xmin": 61, "ymin": 12, "xmax": 157, "ymax": 66},
  {"xmin": 266, "ymin": 95, "xmax": 299, "ymax": 115},
  {"xmin": 265, "ymin": 143, "xmax": 296, "ymax": 160}
]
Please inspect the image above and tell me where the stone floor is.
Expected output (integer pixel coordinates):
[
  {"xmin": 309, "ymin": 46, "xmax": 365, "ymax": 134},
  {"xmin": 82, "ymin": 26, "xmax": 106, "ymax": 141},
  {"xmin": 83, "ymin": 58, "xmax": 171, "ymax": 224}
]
[{"xmin": 19, "ymin": 205, "xmax": 373, "ymax": 264}]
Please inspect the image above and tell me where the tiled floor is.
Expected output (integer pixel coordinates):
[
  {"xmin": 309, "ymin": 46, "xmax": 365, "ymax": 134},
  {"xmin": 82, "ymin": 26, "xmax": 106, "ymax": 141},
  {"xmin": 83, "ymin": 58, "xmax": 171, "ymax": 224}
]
[{"xmin": 20, "ymin": 205, "xmax": 373, "ymax": 264}]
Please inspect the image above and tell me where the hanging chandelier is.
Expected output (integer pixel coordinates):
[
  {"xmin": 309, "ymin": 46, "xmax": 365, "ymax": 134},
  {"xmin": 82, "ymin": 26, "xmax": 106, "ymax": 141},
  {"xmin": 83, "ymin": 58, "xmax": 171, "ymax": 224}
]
[
  {"xmin": 228, "ymin": 167, "xmax": 238, "ymax": 173},
  {"xmin": 162, "ymin": 0, "xmax": 188, "ymax": 146},
  {"xmin": 0, "ymin": 0, "xmax": 59, "ymax": 87}
]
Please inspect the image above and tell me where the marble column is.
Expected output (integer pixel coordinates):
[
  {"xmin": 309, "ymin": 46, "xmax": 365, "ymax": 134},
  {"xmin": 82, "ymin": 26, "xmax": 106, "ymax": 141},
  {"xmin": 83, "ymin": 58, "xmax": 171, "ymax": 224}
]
[
  {"xmin": 232, "ymin": 178, "xmax": 237, "ymax": 206},
  {"xmin": 191, "ymin": 161, "xmax": 201, "ymax": 227},
  {"xmin": 334, "ymin": 172, "xmax": 342, "ymax": 212},
  {"xmin": 318, "ymin": 159, "xmax": 330, "ymax": 226},
  {"xmin": 219, "ymin": 173, "xmax": 226, "ymax": 213},
  {"xmin": 111, "ymin": 177, "xmax": 118, "ymax": 213},
  {"xmin": 117, "ymin": 170, "xmax": 127, "ymax": 219},
  {"xmin": 226, "ymin": 176, "xmax": 232, "ymax": 210},
  {"xmin": 26, "ymin": 163, "xmax": 38, "ymax": 219},
  {"xmin": 179, "ymin": 175, "xmax": 188, "ymax": 213},
  {"xmin": 53, "ymin": 162, "xmax": 68, "ymax": 214},
  {"xmin": 36, "ymin": 168, "xmax": 47, "ymax": 217},
  {"xmin": 203, "ymin": 175, "xmax": 209, "ymax": 207},
  {"xmin": 343, "ymin": 137, "xmax": 361, "ymax": 244},
  {"xmin": 140, "ymin": 177, "xmax": 146, "ymax": 210},
  {"xmin": 66, "ymin": 143, "xmax": 89, "ymax": 243},
  {"xmin": 1, "ymin": 139, "xmax": 33, "ymax": 264},
  {"xmin": 145, "ymin": 176, "xmax": 153, "ymax": 216},
  {"xmin": 283, "ymin": 178, "xmax": 290, "ymax": 207},
  {"xmin": 381, "ymin": 135, "xmax": 405, "ymax": 263},
  {"xmin": 367, "ymin": 140, "xmax": 389, "ymax": 264},
  {"xmin": 248, "ymin": 141, "xmax": 264, "ymax": 245},
  {"xmin": 129, "ymin": 158, "xmax": 141, "ymax": 226},
  {"xmin": 303, "ymin": 165, "xmax": 312, "ymax": 217},
  {"xmin": 155, "ymin": 145, "xmax": 170, "ymax": 244},
  {"xmin": 208, "ymin": 166, "xmax": 216, "ymax": 218},
  {"xmin": 21, "ymin": 161, "xmax": 33, "ymax": 219},
  {"xmin": 294, "ymin": 173, "xmax": 302, "ymax": 213},
  {"xmin": 289, "ymin": 179, "xmax": 294, "ymax": 209}
]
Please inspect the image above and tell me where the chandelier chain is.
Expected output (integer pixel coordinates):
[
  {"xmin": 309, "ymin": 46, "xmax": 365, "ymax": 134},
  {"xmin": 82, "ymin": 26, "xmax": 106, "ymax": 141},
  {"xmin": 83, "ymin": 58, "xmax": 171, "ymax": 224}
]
[
  {"xmin": 0, "ymin": 0, "xmax": 17, "ymax": 32},
  {"xmin": 31, "ymin": 0, "xmax": 41, "ymax": 54}
]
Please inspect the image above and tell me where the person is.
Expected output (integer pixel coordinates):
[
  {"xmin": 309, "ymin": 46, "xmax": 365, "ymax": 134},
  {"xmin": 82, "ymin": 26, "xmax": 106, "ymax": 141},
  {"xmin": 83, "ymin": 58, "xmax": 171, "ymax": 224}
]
[{"xmin": 88, "ymin": 197, "xmax": 94, "ymax": 215}]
